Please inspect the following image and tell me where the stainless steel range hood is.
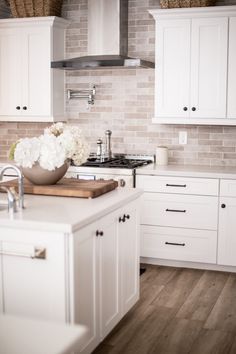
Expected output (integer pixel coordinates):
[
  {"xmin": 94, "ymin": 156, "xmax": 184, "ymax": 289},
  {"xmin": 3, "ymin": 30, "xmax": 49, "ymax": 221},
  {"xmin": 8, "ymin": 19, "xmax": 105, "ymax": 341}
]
[{"xmin": 51, "ymin": 0, "xmax": 154, "ymax": 70}]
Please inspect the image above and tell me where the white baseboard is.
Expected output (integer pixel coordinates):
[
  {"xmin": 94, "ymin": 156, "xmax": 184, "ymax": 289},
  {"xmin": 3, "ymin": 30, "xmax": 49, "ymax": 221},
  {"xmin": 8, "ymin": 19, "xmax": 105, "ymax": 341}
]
[{"xmin": 140, "ymin": 257, "xmax": 236, "ymax": 273}]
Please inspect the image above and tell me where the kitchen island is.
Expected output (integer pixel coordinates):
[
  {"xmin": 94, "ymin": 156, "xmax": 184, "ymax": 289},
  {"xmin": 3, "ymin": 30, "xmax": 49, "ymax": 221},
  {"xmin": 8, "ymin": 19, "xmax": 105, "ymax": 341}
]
[{"xmin": 0, "ymin": 188, "xmax": 142, "ymax": 354}]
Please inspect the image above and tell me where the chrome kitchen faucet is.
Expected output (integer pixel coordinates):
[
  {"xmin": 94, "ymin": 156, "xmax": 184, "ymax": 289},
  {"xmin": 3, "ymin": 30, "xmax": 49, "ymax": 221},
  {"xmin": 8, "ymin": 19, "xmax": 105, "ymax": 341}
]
[{"xmin": 0, "ymin": 164, "xmax": 24, "ymax": 211}]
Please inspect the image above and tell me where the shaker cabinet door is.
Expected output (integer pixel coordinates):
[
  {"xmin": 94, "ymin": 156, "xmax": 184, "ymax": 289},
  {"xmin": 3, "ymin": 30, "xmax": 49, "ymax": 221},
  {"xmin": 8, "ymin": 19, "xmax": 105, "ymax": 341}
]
[
  {"xmin": 119, "ymin": 201, "xmax": 139, "ymax": 315},
  {"xmin": 155, "ymin": 19, "xmax": 191, "ymax": 118},
  {"xmin": 218, "ymin": 197, "xmax": 236, "ymax": 266},
  {"xmin": 0, "ymin": 29, "xmax": 22, "ymax": 117},
  {"xmin": 99, "ymin": 212, "xmax": 120, "ymax": 340},
  {"xmin": 227, "ymin": 17, "xmax": 236, "ymax": 119},
  {"xmin": 190, "ymin": 17, "xmax": 228, "ymax": 119},
  {"xmin": 73, "ymin": 222, "xmax": 100, "ymax": 354},
  {"xmin": 21, "ymin": 27, "xmax": 51, "ymax": 117},
  {"xmin": 0, "ymin": 242, "xmax": 3, "ymax": 313}
]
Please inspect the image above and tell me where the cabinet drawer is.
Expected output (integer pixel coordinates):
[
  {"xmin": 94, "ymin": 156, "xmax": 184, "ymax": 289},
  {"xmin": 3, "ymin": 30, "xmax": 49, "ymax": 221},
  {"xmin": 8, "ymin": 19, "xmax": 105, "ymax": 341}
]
[
  {"xmin": 220, "ymin": 179, "xmax": 236, "ymax": 197},
  {"xmin": 141, "ymin": 193, "xmax": 218, "ymax": 230},
  {"xmin": 141, "ymin": 225, "xmax": 217, "ymax": 264},
  {"xmin": 136, "ymin": 175, "xmax": 219, "ymax": 196}
]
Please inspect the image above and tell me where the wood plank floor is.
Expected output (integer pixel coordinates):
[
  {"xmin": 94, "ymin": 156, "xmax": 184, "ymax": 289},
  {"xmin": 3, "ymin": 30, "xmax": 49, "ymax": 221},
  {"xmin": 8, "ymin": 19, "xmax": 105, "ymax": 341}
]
[{"xmin": 93, "ymin": 264, "xmax": 236, "ymax": 354}]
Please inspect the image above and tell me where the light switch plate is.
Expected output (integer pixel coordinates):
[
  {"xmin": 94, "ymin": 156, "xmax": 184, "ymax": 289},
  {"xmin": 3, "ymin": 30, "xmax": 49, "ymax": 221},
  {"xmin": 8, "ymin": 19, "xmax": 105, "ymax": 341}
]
[{"xmin": 179, "ymin": 131, "xmax": 188, "ymax": 145}]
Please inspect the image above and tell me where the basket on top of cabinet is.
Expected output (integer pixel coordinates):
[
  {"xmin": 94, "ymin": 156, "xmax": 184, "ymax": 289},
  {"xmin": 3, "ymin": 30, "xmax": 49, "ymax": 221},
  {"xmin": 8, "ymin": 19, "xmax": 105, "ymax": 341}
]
[{"xmin": 7, "ymin": 0, "xmax": 63, "ymax": 17}]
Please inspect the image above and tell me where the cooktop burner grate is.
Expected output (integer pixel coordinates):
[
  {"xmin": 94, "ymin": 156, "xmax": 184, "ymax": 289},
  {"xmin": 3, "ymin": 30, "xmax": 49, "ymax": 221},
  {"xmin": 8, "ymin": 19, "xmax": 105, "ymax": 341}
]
[{"xmin": 81, "ymin": 157, "xmax": 152, "ymax": 169}]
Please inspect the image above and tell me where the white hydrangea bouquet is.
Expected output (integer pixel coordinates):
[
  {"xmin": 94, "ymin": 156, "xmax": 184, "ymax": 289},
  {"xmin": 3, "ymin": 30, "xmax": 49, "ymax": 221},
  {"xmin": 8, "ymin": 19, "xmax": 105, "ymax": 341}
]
[{"xmin": 9, "ymin": 123, "xmax": 90, "ymax": 170}]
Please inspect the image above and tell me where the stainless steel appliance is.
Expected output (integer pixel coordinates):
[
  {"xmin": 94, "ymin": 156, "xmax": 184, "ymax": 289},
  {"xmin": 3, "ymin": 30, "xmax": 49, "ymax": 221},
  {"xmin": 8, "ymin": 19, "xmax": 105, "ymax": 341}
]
[
  {"xmin": 66, "ymin": 154, "xmax": 154, "ymax": 188},
  {"xmin": 51, "ymin": 0, "xmax": 154, "ymax": 70}
]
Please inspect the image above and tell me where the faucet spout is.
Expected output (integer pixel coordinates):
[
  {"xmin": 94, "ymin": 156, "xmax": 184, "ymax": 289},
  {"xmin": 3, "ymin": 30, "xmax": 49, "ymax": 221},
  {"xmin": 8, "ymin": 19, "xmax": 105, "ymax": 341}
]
[
  {"xmin": 0, "ymin": 164, "xmax": 24, "ymax": 209},
  {"xmin": 0, "ymin": 185, "xmax": 17, "ymax": 214}
]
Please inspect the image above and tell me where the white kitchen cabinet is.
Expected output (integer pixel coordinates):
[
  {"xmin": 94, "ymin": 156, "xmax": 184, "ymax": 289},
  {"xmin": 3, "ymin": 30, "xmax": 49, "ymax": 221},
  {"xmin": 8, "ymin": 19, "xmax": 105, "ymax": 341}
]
[
  {"xmin": 0, "ymin": 17, "xmax": 67, "ymax": 122},
  {"xmin": 0, "ymin": 194, "xmax": 140, "ymax": 354},
  {"xmin": 73, "ymin": 211, "xmax": 120, "ymax": 354},
  {"xmin": 141, "ymin": 225, "xmax": 217, "ymax": 264},
  {"xmin": 150, "ymin": 6, "xmax": 236, "ymax": 125},
  {"xmin": 119, "ymin": 202, "xmax": 139, "ymax": 315},
  {"xmin": 73, "ymin": 200, "xmax": 139, "ymax": 354},
  {"xmin": 140, "ymin": 193, "xmax": 218, "ymax": 231},
  {"xmin": 218, "ymin": 180, "xmax": 236, "ymax": 266},
  {"xmin": 136, "ymin": 174, "xmax": 218, "ymax": 264},
  {"xmin": 0, "ymin": 242, "xmax": 3, "ymax": 313},
  {"xmin": 0, "ymin": 228, "xmax": 67, "ymax": 322},
  {"xmin": 227, "ymin": 16, "xmax": 236, "ymax": 119},
  {"xmin": 154, "ymin": 18, "xmax": 191, "ymax": 118}
]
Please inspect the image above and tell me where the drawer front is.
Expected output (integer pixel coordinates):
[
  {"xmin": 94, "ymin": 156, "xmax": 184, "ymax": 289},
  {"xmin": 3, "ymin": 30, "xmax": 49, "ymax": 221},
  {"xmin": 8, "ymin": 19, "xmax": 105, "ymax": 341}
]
[
  {"xmin": 220, "ymin": 179, "xmax": 236, "ymax": 197},
  {"xmin": 141, "ymin": 193, "xmax": 218, "ymax": 230},
  {"xmin": 136, "ymin": 175, "xmax": 219, "ymax": 196},
  {"xmin": 141, "ymin": 225, "xmax": 217, "ymax": 264}
]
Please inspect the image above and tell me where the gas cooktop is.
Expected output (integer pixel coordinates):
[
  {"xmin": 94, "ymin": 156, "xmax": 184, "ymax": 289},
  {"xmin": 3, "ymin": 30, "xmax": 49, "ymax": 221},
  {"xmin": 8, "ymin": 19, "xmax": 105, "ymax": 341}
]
[{"xmin": 80, "ymin": 155, "xmax": 153, "ymax": 169}]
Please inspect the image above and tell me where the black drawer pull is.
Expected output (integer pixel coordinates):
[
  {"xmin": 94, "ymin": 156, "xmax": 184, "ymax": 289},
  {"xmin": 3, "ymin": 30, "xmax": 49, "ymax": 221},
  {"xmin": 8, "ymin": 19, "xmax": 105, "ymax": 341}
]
[
  {"xmin": 166, "ymin": 184, "xmax": 187, "ymax": 188},
  {"xmin": 165, "ymin": 242, "xmax": 186, "ymax": 246},
  {"xmin": 166, "ymin": 209, "xmax": 186, "ymax": 213}
]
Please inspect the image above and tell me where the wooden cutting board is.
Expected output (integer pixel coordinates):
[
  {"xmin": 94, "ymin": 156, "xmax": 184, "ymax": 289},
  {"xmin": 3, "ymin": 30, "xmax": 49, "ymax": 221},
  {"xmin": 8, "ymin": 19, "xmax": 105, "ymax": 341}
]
[{"xmin": 0, "ymin": 178, "xmax": 118, "ymax": 199}]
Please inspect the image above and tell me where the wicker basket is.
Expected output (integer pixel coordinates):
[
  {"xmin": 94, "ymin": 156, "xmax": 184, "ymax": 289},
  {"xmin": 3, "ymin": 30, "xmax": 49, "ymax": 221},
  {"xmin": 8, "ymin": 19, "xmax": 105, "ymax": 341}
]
[
  {"xmin": 8, "ymin": 0, "xmax": 63, "ymax": 17},
  {"xmin": 0, "ymin": 0, "xmax": 11, "ymax": 18},
  {"xmin": 160, "ymin": 0, "xmax": 216, "ymax": 8}
]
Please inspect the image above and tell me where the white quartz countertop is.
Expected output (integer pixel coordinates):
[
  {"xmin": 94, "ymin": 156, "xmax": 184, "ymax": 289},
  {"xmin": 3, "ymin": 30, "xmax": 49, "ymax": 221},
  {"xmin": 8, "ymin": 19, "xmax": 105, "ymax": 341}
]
[
  {"xmin": 0, "ymin": 314, "xmax": 87, "ymax": 354},
  {"xmin": 136, "ymin": 164, "xmax": 236, "ymax": 179},
  {"xmin": 0, "ymin": 188, "xmax": 142, "ymax": 233}
]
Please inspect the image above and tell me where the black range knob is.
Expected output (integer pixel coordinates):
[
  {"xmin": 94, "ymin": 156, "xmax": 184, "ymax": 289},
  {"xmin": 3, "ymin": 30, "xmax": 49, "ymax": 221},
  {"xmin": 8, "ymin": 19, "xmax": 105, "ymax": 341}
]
[
  {"xmin": 96, "ymin": 230, "xmax": 104, "ymax": 236},
  {"xmin": 192, "ymin": 107, "xmax": 196, "ymax": 111},
  {"xmin": 221, "ymin": 204, "xmax": 226, "ymax": 209},
  {"xmin": 124, "ymin": 214, "xmax": 130, "ymax": 220},
  {"xmin": 183, "ymin": 107, "xmax": 188, "ymax": 111},
  {"xmin": 16, "ymin": 106, "xmax": 20, "ymax": 110},
  {"xmin": 23, "ymin": 106, "xmax": 27, "ymax": 110}
]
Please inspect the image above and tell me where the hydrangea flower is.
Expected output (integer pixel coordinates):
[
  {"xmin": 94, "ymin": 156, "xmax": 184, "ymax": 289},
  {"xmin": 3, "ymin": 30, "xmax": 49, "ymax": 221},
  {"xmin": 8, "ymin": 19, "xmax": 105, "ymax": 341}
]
[
  {"xmin": 14, "ymin": 137, "xmax": 41, "ymax": 168},
  {"xmin": 10, "ymin": 123, "xmax": 90, "ymax": 171},
  {"xmin": 39, "ymin": 134, "xmax": 67, "ymax": 171}
]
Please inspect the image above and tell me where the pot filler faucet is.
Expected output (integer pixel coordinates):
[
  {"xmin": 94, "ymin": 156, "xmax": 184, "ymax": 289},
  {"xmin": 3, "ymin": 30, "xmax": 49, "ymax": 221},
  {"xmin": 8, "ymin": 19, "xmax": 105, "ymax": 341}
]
[{"xmin": 0, "ymin": 164, "xmax": 24, "ymax": 212}]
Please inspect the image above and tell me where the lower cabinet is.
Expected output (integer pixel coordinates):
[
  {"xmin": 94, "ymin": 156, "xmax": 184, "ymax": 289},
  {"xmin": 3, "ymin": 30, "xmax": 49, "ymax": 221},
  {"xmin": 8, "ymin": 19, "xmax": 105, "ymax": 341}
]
[
  {"xmin": 0, "ymin": 199, "xmax": 140, "ymax": 354},
  {"xmin": 141, "ymin": 225, "xmax": 217, "ymax": 263},
  {"xmin": 0, "ymin": 229, "xmax": 67, "ymax": 321},
  {"xmin": 137, "ymin": 175, "xmax": 218, "ymax": 265},
  {"xmin": 218, "ymin": 180, "xmax": 236, "ymax": 266},
  {"xmin": 73, "ymin": 200, "xmax": 139, "ymax": 354},
  {"xmin": 218, "ymin": 197, "xmax": 236, "ymax": 266}
]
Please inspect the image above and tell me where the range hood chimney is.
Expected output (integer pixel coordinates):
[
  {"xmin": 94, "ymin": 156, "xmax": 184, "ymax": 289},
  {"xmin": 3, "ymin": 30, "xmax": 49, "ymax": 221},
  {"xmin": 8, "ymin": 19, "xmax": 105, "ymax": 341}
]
[{"xmin": 51, "ymin": 0, "xmax": 154, "ymax": 70}]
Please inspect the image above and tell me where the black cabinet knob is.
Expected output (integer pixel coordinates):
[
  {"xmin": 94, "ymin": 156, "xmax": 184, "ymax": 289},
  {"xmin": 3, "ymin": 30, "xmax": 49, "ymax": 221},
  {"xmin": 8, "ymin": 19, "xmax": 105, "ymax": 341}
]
[
  {"xmin": 96, "ymin": 230, "xmax": 104, "ymax": 236},
  {"xmin": 23, "ymin": 106, "xmax": 27, "ymax": 110},
  {"xmin": 183, "ymin": 107, "xmax": 188, "ymax": 111},
  {"xmin": 119, "ymin": 216, "xmax": 126, "ymax": 223},
  {"xmin": 221, "ymin": 204, "xmax": 226, "ymax": 209},
  {"xmin": 16, "ymin": 106, "xmax": 20, "ymax": 110},
  {"xmin": 192, "ymin": 107, "xmax": 196, "ymax": 111}
]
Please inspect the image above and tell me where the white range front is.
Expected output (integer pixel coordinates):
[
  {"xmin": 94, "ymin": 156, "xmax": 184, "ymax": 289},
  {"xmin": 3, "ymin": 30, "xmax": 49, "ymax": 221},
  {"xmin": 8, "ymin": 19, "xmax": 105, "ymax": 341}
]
[{"xmin": 66, "ymin": 165, "xmax": 134, "ymax": 188}]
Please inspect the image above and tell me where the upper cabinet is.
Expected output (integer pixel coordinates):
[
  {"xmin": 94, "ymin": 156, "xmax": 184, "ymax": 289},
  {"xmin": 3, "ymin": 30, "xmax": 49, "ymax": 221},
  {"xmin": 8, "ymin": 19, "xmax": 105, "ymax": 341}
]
[
  {"xmin": 227, "ymin": 17, "xmax": 236, "ymax": 119},
  {"xmin": 150, "ymin": 6, "xmax": 236, "ymax": 125},
  {"xmin": 0, "ymin": 17, "xmax": 68, "ymax": 122}
]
